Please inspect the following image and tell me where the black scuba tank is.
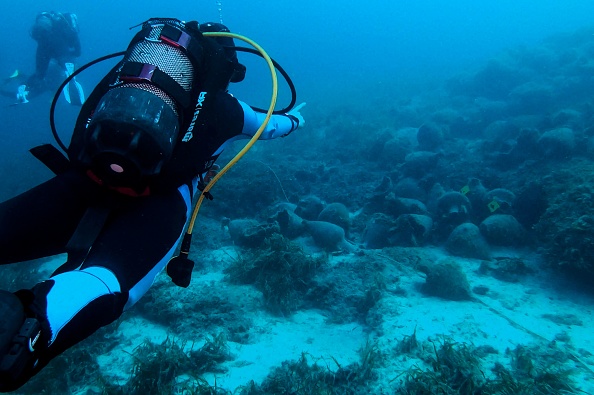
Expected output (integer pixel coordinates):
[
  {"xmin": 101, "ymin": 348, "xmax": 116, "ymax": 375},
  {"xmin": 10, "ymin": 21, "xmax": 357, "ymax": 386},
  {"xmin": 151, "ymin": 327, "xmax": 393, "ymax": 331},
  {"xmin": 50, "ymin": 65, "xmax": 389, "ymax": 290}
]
[{"xmin": 74, "ymin": 18, "xmax": 202, "ymax": 189}]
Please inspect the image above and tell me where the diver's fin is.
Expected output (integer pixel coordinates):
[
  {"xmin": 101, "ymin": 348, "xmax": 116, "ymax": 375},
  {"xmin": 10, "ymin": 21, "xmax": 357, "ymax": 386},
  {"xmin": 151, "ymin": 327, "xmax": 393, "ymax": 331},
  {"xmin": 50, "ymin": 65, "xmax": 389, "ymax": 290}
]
[
  {"xmin": 62, "ymin": 78, "xmax": 84, "ymax": 105},
  {"xmin": 15, "ymin": 85, "xmax": 29, "ymax": 104},
  {"xmin": 62, "ymin": 63, "xmax": 84, "ymax": 105},
  {"xmin": 62, "ymin": 85, "xmax": 72, "ymax": 104},
  {"xmin": 62, "ymin": 63, "xmax": 74, "ymax": 104},
  {"xmin": 72, "ymin": 79, "xmax": 85, "ymax": 105},
  {"xmin": 3, "ymin": 70, "xmax": 20, "ymax": 85}
]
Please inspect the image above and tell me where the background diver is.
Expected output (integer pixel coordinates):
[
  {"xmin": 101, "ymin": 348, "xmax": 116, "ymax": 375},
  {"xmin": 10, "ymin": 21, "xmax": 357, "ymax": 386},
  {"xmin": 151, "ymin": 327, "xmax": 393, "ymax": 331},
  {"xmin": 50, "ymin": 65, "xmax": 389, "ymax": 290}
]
[{"xmin": 12, "ymin": 11, "xmax": 85, "ymax": 105}]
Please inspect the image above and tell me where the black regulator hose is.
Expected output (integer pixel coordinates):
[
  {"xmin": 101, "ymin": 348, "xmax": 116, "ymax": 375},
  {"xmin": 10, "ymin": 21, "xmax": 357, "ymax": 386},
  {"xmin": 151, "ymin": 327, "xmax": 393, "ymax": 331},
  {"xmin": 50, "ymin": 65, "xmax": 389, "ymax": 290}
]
[
  {"xmin": 234, "ymin": 46, "xmax": 297, "ymax": 114},
  {"xmin": 49, "ymin": 48, "xmax": 296, "ymax": 153}
]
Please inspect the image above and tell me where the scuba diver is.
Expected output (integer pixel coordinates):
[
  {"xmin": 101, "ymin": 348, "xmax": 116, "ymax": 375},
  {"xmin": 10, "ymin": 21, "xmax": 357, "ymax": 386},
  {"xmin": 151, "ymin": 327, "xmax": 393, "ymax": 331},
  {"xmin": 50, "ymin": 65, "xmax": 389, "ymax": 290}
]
[
  {"xmin": 0, "ymin": 18, "xmax": 305, "ymax": 391},
  {"xmin": 15, "ymin": 11, "xmax": 85, "ymax": 105}
]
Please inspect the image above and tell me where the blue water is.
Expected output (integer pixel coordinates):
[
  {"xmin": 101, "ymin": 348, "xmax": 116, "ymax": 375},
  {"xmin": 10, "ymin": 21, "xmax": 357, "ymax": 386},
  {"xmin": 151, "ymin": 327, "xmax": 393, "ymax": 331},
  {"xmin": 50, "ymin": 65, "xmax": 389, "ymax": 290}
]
[
  {"xmin": 2, "ymin": 0, "xmax": 594, "ymax": 110},
  {"xmin": 2, "ymin": 1, "xmax": 594, "ymax": 392},
  {"xmin": 0, "ymin": 0, "xmax": 592, "ymax": 213}
]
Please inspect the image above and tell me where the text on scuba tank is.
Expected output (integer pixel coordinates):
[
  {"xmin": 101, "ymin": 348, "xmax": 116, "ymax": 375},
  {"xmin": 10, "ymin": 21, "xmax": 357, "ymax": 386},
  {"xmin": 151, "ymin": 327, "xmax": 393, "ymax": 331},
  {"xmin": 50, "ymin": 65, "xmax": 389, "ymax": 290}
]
[{"xmin": 183, "ymin": 91, "xmax": 208, "ymax": 142}]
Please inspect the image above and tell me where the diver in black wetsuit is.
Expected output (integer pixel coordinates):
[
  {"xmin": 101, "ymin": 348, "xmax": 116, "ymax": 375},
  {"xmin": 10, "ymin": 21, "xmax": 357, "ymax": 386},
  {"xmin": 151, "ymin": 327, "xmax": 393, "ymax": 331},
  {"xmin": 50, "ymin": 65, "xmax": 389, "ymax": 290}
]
[
  {"xmin": 0, "ymin": 18, "xmax": 305, "ymax": 391},
  {"xmin": 16, "ymin": 11, "xmax": 85, "ymax": 104}
]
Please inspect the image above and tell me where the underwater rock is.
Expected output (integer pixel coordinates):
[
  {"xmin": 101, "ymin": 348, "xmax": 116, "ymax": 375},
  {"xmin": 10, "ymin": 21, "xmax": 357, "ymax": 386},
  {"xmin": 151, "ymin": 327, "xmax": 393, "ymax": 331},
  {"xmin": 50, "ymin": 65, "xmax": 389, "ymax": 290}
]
[
  {"xmin": 434, "ymin": 191, "xmax": 472, "ymax": 241},
  {"xmin": 416, "ymin": 122, "xmax": 445, "ymax": 151},
  {"xmin": 401, "ymin": 151, "xmax": 441, "ymax": 178},
  {"xmin": 486, "ymin": 138, "xmax": 517, "ymax": 166},
  {"xmin": 586, "ymin": 136, "xmax": 594, "ymax": 157},
  {"xmin": 484, "ymin": 188, "xmax": 516, "ymax": 215},
  {"xmin": 550, "ymin": 109, "xmax": 583, "ymax": 129},
  {"xmin": 384, "ymin": 195, "xmax": 429, "ymax": 217},
  {"xmin": 480, "ymin": 257, "xmax": 534, "ymax": 283},
  {"xmin": 273, "ymin": 209, "xmax": 305, "ymax": 239},
  {"xmin": 302, "ymin": 220, "xmax": 356, "ymax": 253},
  {"xmin": 379, "ymin": 136, "xmax": 412, "ymax": 165},
  {"xmin": 436, "ymin": 191, "xmax": 472, "ymax": 219},
  {"xmin": 264, "ymin": 201, "xmax": 298, "ymax": 216},
  {"xmin": 427, "ymin": 182, "xmax": 447, "ymax": 214},
  {"xmin": 362, "ymin": 177, "xmax": 392, "ymax": 216},
  {"xmin": 394, "ymin": 126, "xmax": 420, "ymax": 146},
  {"xmin": 445, "ymin": 223, "xmax": 491, "ymax": 260},
  {"xmin": 479, "ymin": 214, "xmax": 526, "ymax": 246},
  {"xmin": 317, "ymin": 202, "xmax": 351, "ymax": 236},
  {"xmin": 464, "ymin": 178, "xmax": 488, "ymax": 221},
  {"xmin": 441, "ymin": 110, "xmax": 480, "ymax": 138},
  {"xmin": 394, "ymin": 177, "xmax": 427, "ymax": 202},
  {"xmin": 362, "ymin": 213, "xmax": 396, "ymax": 249},
  {"xmin": 513, "ymin": 182, "xmax": 547, "ymax": 229},
  {"xmin": 472, "ymin": 98, "xmax": 508, "ymax": 124},
  {"xmin": 227, "ymin": 219, "xmax": 280, "ymax": 248},
  {"xmin": 374, "ymin": 175, "xmax": 393, "ymax": 196},
  {"xmin": 362, "ymin": 176, "xmax": 393, "ymax": 215},
  {"xmin": 431, "ymin": 107, "xmax": 462, "ymax": 125},
  {"xmin": 546, "ymin": 215, "xmax": 594, "ymax": 277},
  {"xmin": 418, "ymin": 260, "xmax": 472, "ymax": 301},
  {"xmin": 295, "ymin": 195, "xmax": 325, "ymax": 221},
  {"xmin": 264, "ymin": 202, "xmax": 298, "ymax": 223},
  {"xmin": 516, "ymin": 127, "xmax": 540, "ymax": 150},
  {"xmin": 391, "ymin": 214, "xmax": 433, "ymax": 247},
  {"xmin": 227, "ymin": 219, "xmax": 259, "ymax": 243},
  {"xmin": 509, "ymin": 81, "xmax": 554, "ymax": 114},
  {"xmin": 537, "ymin": 127, "xmax": 576, "ymax": 159},
  {"xmin": 470, "ymin": 58, "xmax": 528, "ymax": 100},
  {"xmin": 508, "ymin": 127, "xmax": 541, "ymax": 163},
  {"xmin": 483, "ymin": 120, "xmax": 520, "ymax": 143}
]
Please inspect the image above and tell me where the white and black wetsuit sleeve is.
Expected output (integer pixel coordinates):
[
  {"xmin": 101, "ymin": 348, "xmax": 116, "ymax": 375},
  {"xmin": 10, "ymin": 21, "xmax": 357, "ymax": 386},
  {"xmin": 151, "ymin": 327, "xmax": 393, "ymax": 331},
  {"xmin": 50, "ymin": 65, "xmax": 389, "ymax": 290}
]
[
  {"xmin": 238, "ymin": 100, "xmax": 299, "ymax": 139},
  {"xmin": 210, "ymin": 98, "xmax": 300, "ymax": 157}
]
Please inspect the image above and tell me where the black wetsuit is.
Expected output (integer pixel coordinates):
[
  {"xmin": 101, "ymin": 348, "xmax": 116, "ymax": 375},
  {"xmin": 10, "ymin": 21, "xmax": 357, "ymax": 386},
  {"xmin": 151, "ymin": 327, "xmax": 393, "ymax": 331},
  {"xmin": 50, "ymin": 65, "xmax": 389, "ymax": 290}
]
[{"xmin": 0, "ymin": 91, "xmax": 298, "ymax": 390}]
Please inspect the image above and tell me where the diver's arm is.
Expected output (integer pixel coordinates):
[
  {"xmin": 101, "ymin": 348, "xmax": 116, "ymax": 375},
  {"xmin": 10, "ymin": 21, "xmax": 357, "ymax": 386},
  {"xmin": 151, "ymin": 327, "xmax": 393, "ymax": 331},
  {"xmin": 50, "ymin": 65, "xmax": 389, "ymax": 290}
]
[
  {"xmin": 238, "ymin": 100, "xmax": 300, "ymax": 139},
  {"xmin": 208, "ymin": 96, "xmax": 301, "ymax": 157},
  {"xmin": 66, "ymin": 13, "xmax": 81, "ymax": 57}
]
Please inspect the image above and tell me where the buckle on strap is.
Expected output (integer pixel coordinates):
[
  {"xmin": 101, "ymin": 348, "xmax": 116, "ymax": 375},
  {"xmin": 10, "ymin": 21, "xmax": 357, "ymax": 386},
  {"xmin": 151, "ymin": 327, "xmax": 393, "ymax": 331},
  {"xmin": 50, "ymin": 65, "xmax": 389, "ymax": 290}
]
[
  {"xmin": 159, "ymin": 24, "xmax": 204, "ymax": 69},
  {"xmin": 0, "ymin": 318, "xmax": 41, "ymax": 380},
  {"xmin": 160, "ymin": 24, "xmax": 192, "ymax": 50},
  {"xmin": 120, "ymin": 63, "xmax": 157, "ymax": 84},
  {"xmin": 119, "ymin": 62, "xmax": 191, "ymax": 109}
]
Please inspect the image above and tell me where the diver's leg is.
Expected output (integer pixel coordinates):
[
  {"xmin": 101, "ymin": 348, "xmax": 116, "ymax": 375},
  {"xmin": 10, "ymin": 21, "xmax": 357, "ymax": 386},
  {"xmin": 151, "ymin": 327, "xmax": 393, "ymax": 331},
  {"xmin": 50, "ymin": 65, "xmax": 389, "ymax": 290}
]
[
  {"xmin": 0, "ymin": 170, "xmax": 103, "ymax": 391},
  {"xmin": 0, "ymin": 183, "xmax": 191, "ymax": 391},
  {"xmin": 0, "ymin": 170, "xmax": 96, "ymax": 265}
]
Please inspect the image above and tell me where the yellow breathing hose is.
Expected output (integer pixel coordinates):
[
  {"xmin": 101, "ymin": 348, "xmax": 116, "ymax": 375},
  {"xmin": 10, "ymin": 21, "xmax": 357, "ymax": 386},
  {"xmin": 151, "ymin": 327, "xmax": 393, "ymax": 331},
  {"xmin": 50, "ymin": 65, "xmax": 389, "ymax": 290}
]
[{"xmin": 184, "ymin": 32, "xmax": 278, "ymax": 237}]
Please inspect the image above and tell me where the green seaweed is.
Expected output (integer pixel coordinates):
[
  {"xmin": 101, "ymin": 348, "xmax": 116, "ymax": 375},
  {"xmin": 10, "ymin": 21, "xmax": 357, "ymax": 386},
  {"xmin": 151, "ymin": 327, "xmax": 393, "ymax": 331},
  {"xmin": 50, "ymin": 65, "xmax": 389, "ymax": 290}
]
[
  {"xmin": 225, "ymin": 234, "xmax": 326, "ymax": 315},
  {"xmin": 241, "ymin": 339, "xmax": 383, "ymax": 395},
  {"xmin": 395, "ymin": 326, "xmax": 419, "ymax": 355},
  {"xmin": 394, "ymin": 338, "xmax": 583, "ymax": 395},
  {"xmin": 98, "ymin": 334, "xmax": 234, "ymax": 395},
  {"xmin": 124, "ymin": 337, "xmax": 193, "ymax": 395}
]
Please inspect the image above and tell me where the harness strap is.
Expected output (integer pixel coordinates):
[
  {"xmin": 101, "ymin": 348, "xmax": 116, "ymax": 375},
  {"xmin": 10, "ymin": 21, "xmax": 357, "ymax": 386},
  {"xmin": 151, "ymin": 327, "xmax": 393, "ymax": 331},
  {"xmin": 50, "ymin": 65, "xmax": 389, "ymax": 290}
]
[
  {"xmin": 120, "ymin": 62, "xmax": 191, "ymax": 108},
  {"xmin": 29, "ymin": 144, "xmax": 71, "ymax": 175},
  {"xmin": 53, "ymin": 206, "xmax": 111, "ymax": 276},
  {"xmin": 28, "ymin": 145, "xmax": 114, "ymax": 274},
  {"xmin": 159, "ymin": 24, "xmax": 204, "ymax": 67}
]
